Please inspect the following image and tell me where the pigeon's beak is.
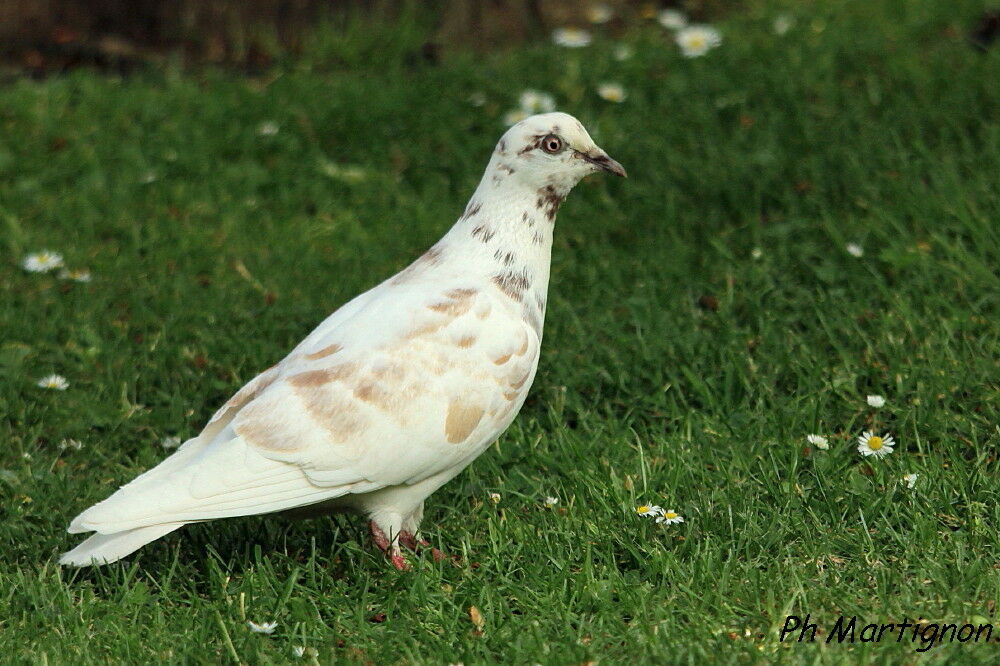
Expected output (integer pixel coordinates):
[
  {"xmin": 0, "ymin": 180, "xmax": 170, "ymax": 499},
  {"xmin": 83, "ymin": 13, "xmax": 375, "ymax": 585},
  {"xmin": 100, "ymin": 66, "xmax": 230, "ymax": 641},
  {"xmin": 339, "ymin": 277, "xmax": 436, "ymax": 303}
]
[{"xmin": 580, "ymin": 150, "xmax": 627, "ymax": 178}]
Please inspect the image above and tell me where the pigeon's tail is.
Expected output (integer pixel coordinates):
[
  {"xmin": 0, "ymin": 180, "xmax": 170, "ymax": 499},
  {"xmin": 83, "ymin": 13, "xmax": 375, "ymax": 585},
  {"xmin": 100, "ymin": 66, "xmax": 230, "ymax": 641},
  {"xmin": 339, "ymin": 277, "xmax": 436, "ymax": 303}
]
[{"xmin": 58, "ymin": 523, "xmax": 185, "ymax": 567}]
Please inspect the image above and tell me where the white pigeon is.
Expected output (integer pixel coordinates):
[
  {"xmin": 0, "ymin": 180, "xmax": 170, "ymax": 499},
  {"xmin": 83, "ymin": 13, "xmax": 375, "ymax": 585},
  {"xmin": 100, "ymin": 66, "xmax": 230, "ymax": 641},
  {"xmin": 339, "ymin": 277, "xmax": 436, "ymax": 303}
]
[{"xmin": 60, "ymin": 112, "xmax": 625, "ymax": 569}]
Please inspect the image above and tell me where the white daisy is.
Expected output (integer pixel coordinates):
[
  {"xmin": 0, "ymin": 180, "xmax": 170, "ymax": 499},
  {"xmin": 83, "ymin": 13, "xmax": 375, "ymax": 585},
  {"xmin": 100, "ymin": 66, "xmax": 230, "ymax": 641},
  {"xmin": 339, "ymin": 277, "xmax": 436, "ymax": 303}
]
[
  {"xmin": 846, "ymin": 242, "xmax": 864, "ymax": 257},
  {"xmin": 22, "ymin": 452, "xmax": 32, "ymax": 460},
  {"xmin": 552, "ymin": 27, "xmax": 592, "ymax": 48},
  {"xmin": 59, "ymin": 438, "xmax": 83, "ymax": 451},
  {"xmin": 37, "ymin": 374, "xmax": 69, "ymax": 390},
  {"xmin": 160, "ymin": 436, "xmax": 182, "ymax": 450},
  {"xmin": 657, "ymin": 9, "xmax": 688, "ymax": 30},
  {"xmin": 257, "ymin": 121, "xmax": 279, "ymax": 137},
  {"xmin": 247, "ymin": 620, "xmax": 278, "ymax": 634},
  {"xmin": 586, "ymin": 3, "xmax": 613, "ymax": 24},
  {"xmin": 503, "ymin": 109, "xmax": 529, "ymax": 127},
  {"xmin": 866, "ymin": 395, "xmax": 886, "ymax": 408},
  {"xmin": 596, "ymin": 82, "xmax": 626, "ymax": 103},
  {"xmin": 635, "ymin": 504, "xmax": 663, "ymax": 518},
  {"xmin": 612, "ymin": 43, "xmax": 634, "ymax": 61},
  {"xmin": 543, "ymin": 496, "xmax": 559, "ymax": 507},
  {"xmin": 518, "ymin": 89, "xmax": 556, "ymax": 114},
  {"xmin": 807, "ymin": 434, "xmax": 829, "ymax": 450},
  {"xmin": 488, "ymin": 492, "xmax": 501, "ymax": 504},
  {"xmin": 857, "ymin": 431, "xmax": 894, "ymax": 458},
  {"xmin": 292, "ymin": 646, "xmax": 305, "ymax": 657},
  {"xmin": 656, "ymin": 509, "xmax": 684, "ymax": 525},
  {"xmin": 22, "ymin": 251, "xmax": 64, "ymax": 273},
  {"xmin": 58, "ymin": 268, "xmax": 92, "ymax": 283},
  {"xmin": 903, "ymin": 473, "xmax": 918, "ymax": 489},
  {"xmin": 676, "ymin": 25, "xmax": 722, "ymax": 58},
  {"xmin": 468, "ymin": 92, "xmax": 486, "ymax": 107},
  {"xmin": 751, "ymin": 247, "xmax": 763, "ymax": 260},
  {"xmin": 773, "ymin": 14, "xmax": 795, "ymax": 35},
  {"xmin": 140, "ymin": 171, "xmax": 158, "ymax": 184}
]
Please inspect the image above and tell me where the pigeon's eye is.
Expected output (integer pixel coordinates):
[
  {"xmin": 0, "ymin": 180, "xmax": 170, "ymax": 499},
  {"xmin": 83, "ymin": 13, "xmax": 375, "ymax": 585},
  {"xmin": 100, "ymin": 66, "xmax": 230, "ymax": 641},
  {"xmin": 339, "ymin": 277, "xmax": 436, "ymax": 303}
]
[{"xmin": 541, "ymin": 134, "xmax": 564, "ymax": 154}]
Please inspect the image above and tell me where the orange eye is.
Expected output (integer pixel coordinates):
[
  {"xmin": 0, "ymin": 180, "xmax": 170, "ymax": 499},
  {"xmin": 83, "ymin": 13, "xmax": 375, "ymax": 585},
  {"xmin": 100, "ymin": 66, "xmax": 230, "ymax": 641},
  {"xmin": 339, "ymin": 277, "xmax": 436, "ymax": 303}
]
[{"xmin": 541, "ymin": 134, "xmax": 563, "ymax": 154}]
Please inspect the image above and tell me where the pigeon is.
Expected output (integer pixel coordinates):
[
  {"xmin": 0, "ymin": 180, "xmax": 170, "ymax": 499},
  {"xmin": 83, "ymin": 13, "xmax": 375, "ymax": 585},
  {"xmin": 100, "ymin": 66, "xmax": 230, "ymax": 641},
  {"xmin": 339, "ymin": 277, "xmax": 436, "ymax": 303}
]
[{"xmin": 60, "ymin": 112, "xmax": 625, "ymax": 569}]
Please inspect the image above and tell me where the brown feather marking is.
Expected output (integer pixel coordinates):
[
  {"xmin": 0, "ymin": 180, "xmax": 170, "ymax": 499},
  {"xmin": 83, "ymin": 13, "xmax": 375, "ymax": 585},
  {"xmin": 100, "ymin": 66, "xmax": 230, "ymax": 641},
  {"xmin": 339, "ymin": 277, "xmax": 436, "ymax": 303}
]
[
  {"xmin": 509, "ymin": 369, "xmax": 531, "ymax": 390},
  {"xmin": 492, "ymin": 269, "xmax": 531, "ymax": 301},
  {"xmin": 289, "ymin": 363, "xmax": 359, "ymax": 388},
  {"xmin": 516, "ymin": 335, "xmax": 529, "ymax": 356},
  {"xmin": 445, "ymin": 400, "xmax": 484, "ymax": 443},
  {"xmin": 353, "ymin": 381, "xmax": 395, "ymax": 411},
  {"xmin": 446, "ymin": 287, "xmax": 477, "ymax": 299},
  {"xmin": 461, "ymin": 201, "xmax": 482, "ymax": 221},
  {"xmin": 536, "ymin": 185, "xmax": 564, "ymax": 222},
  {"xmin": 503, "ymin": 390, "xmax": 519, "ymax": 401},
  {"xmin": 305, "ymin": 343, "xmax": 342, "ymax": 360},
  {"xmin": 471, "ymin": 225, "xmax": 496, "ymax": 242},
  {"xmin": 494, "ymin": 353, "xmax": 512, "ymax": 365},
  {"xmin": 208, "ymin": 365, "xmax": 280, "ymax": 427},
  {"xmin": 456, "ymin": 334, "xmax": 476, "ymax": 348},
  {"xmin": 296, "ymin": 387, "xmax": 366, "ymax": 441}
]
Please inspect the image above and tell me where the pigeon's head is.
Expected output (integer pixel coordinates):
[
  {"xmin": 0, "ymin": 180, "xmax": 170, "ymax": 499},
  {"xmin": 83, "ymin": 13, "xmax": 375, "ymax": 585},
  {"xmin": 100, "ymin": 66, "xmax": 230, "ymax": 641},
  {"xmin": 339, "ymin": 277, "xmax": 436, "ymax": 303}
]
[{"xmin": 495, "ymin": 112, "xmax": 626, "ymax": 193}]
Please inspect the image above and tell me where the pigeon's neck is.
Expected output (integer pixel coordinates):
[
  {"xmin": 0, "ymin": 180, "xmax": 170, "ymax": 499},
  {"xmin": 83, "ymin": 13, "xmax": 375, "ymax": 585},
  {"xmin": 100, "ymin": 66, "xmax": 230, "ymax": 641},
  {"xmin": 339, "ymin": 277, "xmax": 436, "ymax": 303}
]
[{"xmin": 436, "ymin": 160, "xmax": 569, "ymax": 318}]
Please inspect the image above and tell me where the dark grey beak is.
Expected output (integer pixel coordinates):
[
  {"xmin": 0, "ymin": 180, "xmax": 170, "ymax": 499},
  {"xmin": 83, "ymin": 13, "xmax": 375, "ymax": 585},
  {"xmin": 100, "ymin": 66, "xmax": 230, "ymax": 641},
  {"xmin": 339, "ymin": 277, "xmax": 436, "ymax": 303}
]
[{"xmin": 580, "ymin": 151, "xmax": 627, "ymax": 178}]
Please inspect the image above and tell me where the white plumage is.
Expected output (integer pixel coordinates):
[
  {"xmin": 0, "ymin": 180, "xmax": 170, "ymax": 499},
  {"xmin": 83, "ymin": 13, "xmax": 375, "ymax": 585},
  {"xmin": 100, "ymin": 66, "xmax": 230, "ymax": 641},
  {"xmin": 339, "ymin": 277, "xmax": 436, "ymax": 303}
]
[{"xmin": 60, "ymin": 112, "xmax": 625, "ymax": 569}]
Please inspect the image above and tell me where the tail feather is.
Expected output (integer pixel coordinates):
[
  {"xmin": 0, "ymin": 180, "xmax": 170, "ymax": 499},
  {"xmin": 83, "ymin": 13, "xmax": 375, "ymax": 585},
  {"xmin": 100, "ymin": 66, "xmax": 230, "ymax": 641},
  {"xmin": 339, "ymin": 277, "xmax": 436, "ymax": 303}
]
[{"xmin": 59, "ymin": 523, "xmax": 185, "ymax": 567}]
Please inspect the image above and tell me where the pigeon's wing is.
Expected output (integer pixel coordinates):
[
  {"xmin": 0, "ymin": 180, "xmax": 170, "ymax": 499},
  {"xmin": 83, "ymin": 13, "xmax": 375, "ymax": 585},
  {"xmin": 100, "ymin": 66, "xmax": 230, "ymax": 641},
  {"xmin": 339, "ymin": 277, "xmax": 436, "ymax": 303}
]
[{"xmin": 68, "ymin": 282, "xmax": 539, "ymax": 535}]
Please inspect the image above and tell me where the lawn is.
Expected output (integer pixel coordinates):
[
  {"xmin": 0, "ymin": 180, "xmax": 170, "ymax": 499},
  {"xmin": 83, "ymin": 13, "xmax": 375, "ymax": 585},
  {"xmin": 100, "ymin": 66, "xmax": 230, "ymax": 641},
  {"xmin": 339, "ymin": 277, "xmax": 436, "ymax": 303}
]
[{"xmin": 1, "ymin": 0, "xmax": 998, "ymax": 663}]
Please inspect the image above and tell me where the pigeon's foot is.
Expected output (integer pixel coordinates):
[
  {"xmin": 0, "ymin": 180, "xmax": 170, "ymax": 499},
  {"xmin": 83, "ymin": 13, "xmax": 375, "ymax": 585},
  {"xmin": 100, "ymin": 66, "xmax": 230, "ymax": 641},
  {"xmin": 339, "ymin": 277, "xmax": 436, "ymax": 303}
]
[
  {"xmin": 368, "ymin": 520, "xmax": 410, "ymax": 571},
  {"xmin": 400, "ymin": 530, "xmax": 446, "ymax": 562}
]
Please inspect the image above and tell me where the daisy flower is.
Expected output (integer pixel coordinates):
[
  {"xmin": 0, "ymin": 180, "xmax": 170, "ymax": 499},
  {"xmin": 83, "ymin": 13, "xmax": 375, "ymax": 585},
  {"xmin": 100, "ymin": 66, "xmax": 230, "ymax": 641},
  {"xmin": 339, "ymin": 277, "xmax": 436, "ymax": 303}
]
[
  {"xmin": 160, "ymin": 436, "xmax": 182, "ymax": 449},
  {"xmin": 597, "ymin": 82, "xmax": 626, "ymax": 103},
  {"xmin": 257, "ymin": 121, "xmax": 279, "ymax": 136},
  {"xmin": 586, "ymin": 4, "xmax": 613, "ymax": 24},
  {"xmin": 247, "ymin": 620, "xmax": 278, "ymax": 634},
  {"xmin": 635, "ymin": 504, "xmax": 663, "ymax": 518},
  {"xmin": 612, "ymin": 43, "xmax": 634, "ymax": 61},
  {"xmin": 857, "ymin": 431, "xmax": 894, "ymax": 458},
  {"xmin": 22, "ymin": 251, "xmax": 64, "ymax": 273},
  {"xmin": 59, "ymin": 268, "xmax": 92, "ymax": 283},
  {"xmin": 140, "ymin": 171, "xmax": 158, "ymax": 184},
  {"xmin": 751, "ymin": 247, "xmax": 763, "ymax": 260},
  {"xmin": 488, "ymin": 492, "xmax": 501, "ymax": 504},
  {"xmin": 552, "ymin": 27, "xmax": 592, "ymax": 48},
  {"xmin": 543, "ymin": 496, "xmax": 559, "ymax": 507},
  {"xmin": 807, "ymin": 434, "xmax": 829, "ymax": 450},
  {"xmin": 773, "ymin": 14, "xmax": 795, "ymax": 35},
  {"xmin": 903, "ymin": 473, "xmax": 918, "ymax": 489},
  {"xmin": 519, "ymin": 89, "xmax": 556, "ymax": 114},
  {"xmin": 59, "ymin": 438, "xmax": 83, "ymax": 451},
  {"xmin": 292, "ymin": 646, "xmax": 305, "ymax": 658},
  {"xmin": 657, "ymin": 9, "xmax": 688, "ymax": 30},
  {"xmin": 656, "ymin": 509, "xmax": 684, "ymax": 525},
  {"xmin": 866, "ymin": 395, "xmax": 886, "ymax": 408},
  {"xmin": 503, "ymin": 109, "xmax": 529, "ymax": 126},
  {"xmin": 846, "ymin": 243, "xmax": 864, "ymax": 257},
  {"xmin": 676, "ymin": 25, "xmax": 722, "ymax": 57},
  {"xmin": 37, "ymin": 374, "xmax": 69, "ymax": 390}
]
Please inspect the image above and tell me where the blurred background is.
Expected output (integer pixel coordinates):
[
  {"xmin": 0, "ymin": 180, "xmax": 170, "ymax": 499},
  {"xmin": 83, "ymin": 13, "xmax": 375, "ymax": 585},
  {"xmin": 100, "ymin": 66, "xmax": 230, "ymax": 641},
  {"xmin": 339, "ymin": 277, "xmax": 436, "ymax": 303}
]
[{"xmin": 0, "ymin": 1, "xmax": 758, "ymax": 75}]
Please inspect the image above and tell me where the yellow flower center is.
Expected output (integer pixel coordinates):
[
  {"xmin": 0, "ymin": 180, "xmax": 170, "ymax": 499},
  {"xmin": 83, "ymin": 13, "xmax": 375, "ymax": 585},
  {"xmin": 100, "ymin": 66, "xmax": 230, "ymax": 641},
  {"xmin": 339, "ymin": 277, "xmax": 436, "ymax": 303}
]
[
  {"xmin": 688, "ymin": 37, "xmax": 705, "ymax": 48},
  {"xmin": 868, "ymin": 437, "xmax": 883, "ymax": 450},
  {"xmin": 664, "ymin": 512, "xmax": 677, "ymax": 519},
  {"xmin": 636, "ymin": 505, "xmax": 649, "ymax": 514}
]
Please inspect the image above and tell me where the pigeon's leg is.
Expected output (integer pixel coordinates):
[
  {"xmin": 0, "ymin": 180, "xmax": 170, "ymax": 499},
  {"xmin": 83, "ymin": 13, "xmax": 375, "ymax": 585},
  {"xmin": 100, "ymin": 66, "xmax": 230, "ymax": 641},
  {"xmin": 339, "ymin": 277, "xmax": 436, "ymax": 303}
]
[
  {"xmin": 400, "ymin": 503, "xmax": 445, "ymax": 562},
  {"xmin": 368, "ymin": 514, "xmax": 408, "ymax": 571}
]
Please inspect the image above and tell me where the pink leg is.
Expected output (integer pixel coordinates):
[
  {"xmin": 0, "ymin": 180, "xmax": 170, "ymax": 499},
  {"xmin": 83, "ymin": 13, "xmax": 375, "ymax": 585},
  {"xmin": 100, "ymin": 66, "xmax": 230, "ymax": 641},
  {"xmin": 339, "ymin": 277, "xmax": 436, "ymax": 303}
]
[
  {"xmin": 368, "ymin": 520, "xmax": 409, "ymax": 571},
  {"xmin": 400, "ymin": 530, "xmax": 446, "ymax": 562}
]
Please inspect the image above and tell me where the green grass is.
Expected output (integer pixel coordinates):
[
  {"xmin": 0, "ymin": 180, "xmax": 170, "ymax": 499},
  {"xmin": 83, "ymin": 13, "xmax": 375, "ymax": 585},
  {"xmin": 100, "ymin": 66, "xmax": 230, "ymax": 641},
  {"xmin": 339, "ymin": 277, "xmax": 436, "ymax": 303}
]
[{"xmin": 2, "ymin": 0, "xmax": 999, "ymax": 662}]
